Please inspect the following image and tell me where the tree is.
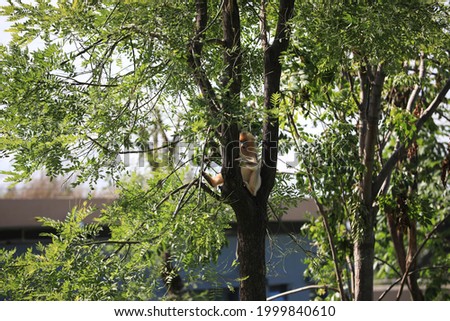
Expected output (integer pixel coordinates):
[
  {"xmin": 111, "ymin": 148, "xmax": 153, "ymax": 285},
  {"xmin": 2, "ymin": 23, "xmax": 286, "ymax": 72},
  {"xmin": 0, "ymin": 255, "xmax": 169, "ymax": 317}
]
[
  {"xmin": 2, "ymin": 0, "xmax": 448, "ymax": 302},
  {"xmin": 0, "ymin": 0, "xmax": 295, "ymax": 300},
  {"xmin": 282, "ymin": 1, "xmax": 450, "ymax": 300},
  {"xmin": 187, "ymin": 0, "xmax": 295, "ymax": 300}
]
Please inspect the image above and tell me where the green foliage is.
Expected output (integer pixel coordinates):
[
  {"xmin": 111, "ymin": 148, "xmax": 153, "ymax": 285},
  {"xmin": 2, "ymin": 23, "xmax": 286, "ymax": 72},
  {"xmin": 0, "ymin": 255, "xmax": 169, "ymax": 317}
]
[
  {"xmin": 373, "ymin": 124, "xmax": 450, "ymax": 300},
  {"xmin": 1, "ymin": 1, "xmax": 193, "ymax": 185},
  {"xmin": 297, "ymin": 125, "xmax": 359, "ymax": 299},
  {"xmin": 0, "ymin": 204, "xmax": 156, "ymax": 300},
  {"xmin": 0, "ymin": 0, "xmax": 267, "ymax": 185},
  {"xmin": 388, "ymin": 107, "xmax": 417, "ymax": 140},
  {"xmin": 103, "ymin": 170, "xmax": 232, "ymax": 268},
  {"xmin": 101, "ymin": 168, "xmax": 233, "ymax": 293},
  {"xmin": 286, "ymin": 1, "xmax": 450, "ymax": 300},
  {"xmin": 292, "ymin": 1, "xmax": 449, "ymax": 69},
  {"xmin": 1, "ymin": 0, "xmax": 449, "ymax": 301},
  {"xmin": 0, "ymin": 170, "xmax": 232, "ymax": 300},
  {"xmin": 0, "ymin": 0, "xmax": 268, "ymax": 301}
]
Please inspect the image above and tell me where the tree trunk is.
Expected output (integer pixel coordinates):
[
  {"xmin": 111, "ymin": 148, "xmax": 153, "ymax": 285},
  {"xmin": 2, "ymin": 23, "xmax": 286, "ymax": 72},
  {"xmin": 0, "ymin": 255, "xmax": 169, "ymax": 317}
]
[
  {"xmin": 189, "ymin": 0, "xmax": 294, "ymax": 300},
  {"xmin": 232, "ymin": 199, "xmax": 268, "ymax": 300},
  {"xmin": 232, "ymin": 0, "xmax": 294, "ymax": 301},
  {"xmin": 355, "ymin": 64, "xmax": 385, "ymax": 301},
  {"xmin": 406, "ymin": 222, "xmax": 424, "ymax": 300},
  {"xmin": 353, "ymin": 206, "xmax": 376, "ymax": 301}
]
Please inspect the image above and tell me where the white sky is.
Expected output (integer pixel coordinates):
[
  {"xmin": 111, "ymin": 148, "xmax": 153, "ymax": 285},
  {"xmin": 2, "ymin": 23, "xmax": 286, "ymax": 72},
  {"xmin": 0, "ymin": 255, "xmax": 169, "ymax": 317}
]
[
  {"xmin": 0, "ymin": 2, "xmax": 13, "ymax": 194},
  {"xmin": 0, "ymin": 0, "xmax": 12, "ymax": 45}
]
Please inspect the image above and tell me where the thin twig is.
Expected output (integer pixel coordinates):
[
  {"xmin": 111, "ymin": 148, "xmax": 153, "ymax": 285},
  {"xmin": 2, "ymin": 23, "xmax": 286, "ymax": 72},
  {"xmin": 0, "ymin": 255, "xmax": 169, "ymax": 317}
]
[
  {"xmin": 374, "ymin": 255, "xmax": 402, "ymax": 278},
  {"xmin": 60, "ymin": 38, "xmax": 105, "ymax": 66},
  {"xmin": 118, "ymin": 140, "xmax": 180, "ymax": 154},
  {"xmin": 395, "ymin": 213, "xmax": 449, "ymax": 300},
  {"xmin": 306, "ymin": 172, "xmax": 347, "ymax": 301},
  {"xmin": 200, "ymin": 182, "xmax": 222, "ymax": 201},
  {"xmin": 378, "ymin": 265, "xmax": 449, "ymax": 301},
  {"xmin": 172, "ymin": 178, "xmax": 200, "ymax": 218},
  {"xmin": 267, "ymin": 284, "xmax": 339, "ymax": 301}
]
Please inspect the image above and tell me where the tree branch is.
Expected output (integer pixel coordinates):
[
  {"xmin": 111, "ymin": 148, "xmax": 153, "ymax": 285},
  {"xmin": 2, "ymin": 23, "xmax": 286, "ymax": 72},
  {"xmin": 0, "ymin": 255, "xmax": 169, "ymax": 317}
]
[
  {"xmin": 260, "ymin": 0, "xmax": 295, "ymax": 200},
  {"xmin": 60, "ymin": 38, "xmax": 105, "ymax": 66},
  {"xmin": 188, "ymin": 0, "xmax": 221, "ymax": 113},
  {"xmin": 374, "ymin": 255, "xmax": 402, "ymax": 278},
  {"xmin": 395, "ymin": 212, "xmax": 450, "ymax": 300},
  {"xmin": 314, "ymin": 199, "xmax": 348, "ymax": 301},
  {"xmin": 406, "ymin": 52, "xmax": 425, "ymax": 113},
  {"xmin": 260, "ymin": 0, "xmax": 269, "ymax": 49},
  {"xmin": 357, "ymin": 65, "xmax": 369, "ymax": 160},
  {"xmin": 200, "ymin": 181, "xmax": 223, "ymax": 201},
  {"xmin": 267, "ymin": 284, "xmax": 339, "ymax": 301},
  {"xmin": 221, "ymin": 0, "xmax": 241, "ymax": 97},
  {"xmin": 118, "ymin": 140, "xmax": 180, "ymax": 154},
  {"xmin": 378, "ymin": 265, "xmax": 450, "ymax": 301},
  {"xmin": 374, "ymin": 75, "xmax": 450, "ymax": 196},
  {"xmin": 306, "ymin": 170, "xmax": 347, "ymax": 301},
  {"xmin": 362, "ymin": 63, "xmax": 385, "ymax": 206},
  {"xmin": 171, "ymin": 179, "xmax": 199, "ymax": 218},
  {"xmin": 216, "ymin": 0, "xmax": 242, "ymax": 201},
  {"xmin": 85, "ymin": 135, "xmax": 110, "ymax": 153}
]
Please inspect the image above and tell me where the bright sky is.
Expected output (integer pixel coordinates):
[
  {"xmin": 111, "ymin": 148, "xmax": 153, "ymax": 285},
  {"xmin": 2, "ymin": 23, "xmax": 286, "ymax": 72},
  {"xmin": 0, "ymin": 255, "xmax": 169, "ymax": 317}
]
[
  {"xmin": 0, "ymin": 2, "xmax": 12, "ymax": 194},
  {"xmin": 0, "ymin": 1, "xmax": 11, "ymax": 45}
]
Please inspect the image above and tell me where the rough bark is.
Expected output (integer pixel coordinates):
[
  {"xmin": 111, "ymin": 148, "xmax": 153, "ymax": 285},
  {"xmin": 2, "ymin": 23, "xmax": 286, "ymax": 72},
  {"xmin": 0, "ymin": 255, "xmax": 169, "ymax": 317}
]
[{"xmin": 232, "ymin": 198, "xmax": 268, "ymax": 300}]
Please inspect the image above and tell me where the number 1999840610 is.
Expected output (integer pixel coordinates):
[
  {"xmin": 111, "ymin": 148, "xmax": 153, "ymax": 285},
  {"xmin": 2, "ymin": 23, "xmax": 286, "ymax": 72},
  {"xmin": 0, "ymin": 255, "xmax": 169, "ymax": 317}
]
[{"xmin": 256, "ymin": 305, "xmax": 336, "ymax": 317}]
